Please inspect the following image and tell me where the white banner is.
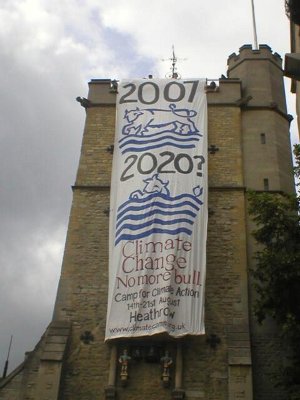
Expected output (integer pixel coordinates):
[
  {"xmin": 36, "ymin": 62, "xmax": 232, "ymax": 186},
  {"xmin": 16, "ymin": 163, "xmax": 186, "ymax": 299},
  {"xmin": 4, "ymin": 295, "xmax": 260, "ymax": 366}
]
[{"xmin": 105, "ymin": 79, "xmax": 207, "ymax": 339}]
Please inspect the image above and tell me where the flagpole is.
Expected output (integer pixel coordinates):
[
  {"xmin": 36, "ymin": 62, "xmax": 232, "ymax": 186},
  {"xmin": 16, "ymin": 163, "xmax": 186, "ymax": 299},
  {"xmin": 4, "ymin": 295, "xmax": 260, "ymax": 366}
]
[
  {"xmin": 251, "ymin": 0, "xmax": 259, "ymax": 50},
  {"xmin": 2, "ymin": 335, "xmax": 13, "ymax": 378}
]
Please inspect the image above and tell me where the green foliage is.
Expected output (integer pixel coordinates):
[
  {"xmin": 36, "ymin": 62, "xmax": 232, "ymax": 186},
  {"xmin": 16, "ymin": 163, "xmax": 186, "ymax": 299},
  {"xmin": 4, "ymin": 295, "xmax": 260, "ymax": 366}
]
[
  {"xmin": 285, "ymin": 0, "xmax": 300, "ymax": 25},
  {"xmin": 248, "ymin": 145, "xmax": 300, "ymax": 396},
  {"xmin": 248, "ymin": 191, "xmax": 300, "ymax": 328},
  {"xmin": 294, "ymin": 143, "xmax": 300, "ymax": 186}
]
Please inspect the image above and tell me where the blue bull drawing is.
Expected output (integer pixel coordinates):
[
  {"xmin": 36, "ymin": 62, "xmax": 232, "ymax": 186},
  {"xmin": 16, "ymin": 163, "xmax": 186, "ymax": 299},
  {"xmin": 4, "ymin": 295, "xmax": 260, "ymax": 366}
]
[
  {"xmin": 130, "ymin": 174, "xmax": 170, "ymax": 199},
  {"xmin": 122, "ymin": 103, "xmax": 199, "ymax": 136}
]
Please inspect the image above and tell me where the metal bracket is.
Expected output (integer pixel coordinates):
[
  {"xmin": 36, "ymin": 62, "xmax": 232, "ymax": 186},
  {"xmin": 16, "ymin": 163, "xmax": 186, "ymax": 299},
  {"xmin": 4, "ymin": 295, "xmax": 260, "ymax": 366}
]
[
  {"xmin": 206, "ymin": 334, "xmax": 221, "ymax": 349},
  {"xmin": 208, "ymin": 145, "xmax": 219, "ymax": 154},
  {"xmin": 80, "ymin": 331, "xmax": 94, "ymax": 344},
  {"xmin": 106, "ymin": 145, "xmax": 114, "ymax": 154}
]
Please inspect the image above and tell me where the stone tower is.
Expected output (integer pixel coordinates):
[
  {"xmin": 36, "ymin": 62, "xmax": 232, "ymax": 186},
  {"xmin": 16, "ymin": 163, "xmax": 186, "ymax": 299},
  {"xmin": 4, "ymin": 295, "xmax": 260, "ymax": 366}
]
[
  {"xmin": 0, "ymin": 45, "xmax": 294, "ymax": 400},
  {"xmin": 227, "ymin": 44, "xmax": 295, "ymax": 400}
]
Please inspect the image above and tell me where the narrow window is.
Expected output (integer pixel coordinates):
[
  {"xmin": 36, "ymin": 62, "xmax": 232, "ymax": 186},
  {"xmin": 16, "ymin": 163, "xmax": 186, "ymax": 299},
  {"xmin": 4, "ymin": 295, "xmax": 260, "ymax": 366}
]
[
  {"xmin": 263, "ymin": 178, "xmax": 269, "ymax": 191},
  {"xmin": 260, "ymin": 133, "xmax": 266, "ymax": 144}
]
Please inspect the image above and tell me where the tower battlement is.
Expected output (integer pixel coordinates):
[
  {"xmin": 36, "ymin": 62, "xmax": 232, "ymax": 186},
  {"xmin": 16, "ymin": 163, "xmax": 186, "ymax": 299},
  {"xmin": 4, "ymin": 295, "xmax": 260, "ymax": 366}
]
[
  {"xmin": 228, "ymin": 44, "xmax": 282, "ymax": 71},
  {"xmin": 227, "ymin": 44, "xmax": 287, "ymax": 114}
]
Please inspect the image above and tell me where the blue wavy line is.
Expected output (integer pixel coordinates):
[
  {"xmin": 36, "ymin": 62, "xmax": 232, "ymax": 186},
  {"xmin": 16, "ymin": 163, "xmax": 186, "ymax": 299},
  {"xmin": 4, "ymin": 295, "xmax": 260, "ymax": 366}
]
[
  {"xmin": 117, "ymin": 200, "xmax": 201, "ymax": 220},
  {"xmin": 121, "ymin": 142, "xmax": 195, "ymax": 154},
  {"xmin": 115, "ymin": 227, "xmax": 193, "ymax": 246},
  {"xmin": 116, "ymin": 209, "xmax": 197, "ymax": 229},
  {"xmin": 119, "ymin": 130, "xmax": 202, "ymax": 144},
  {"xmin": 119, "ymin": 135, "xmax": 200, "ymax": 149},
  {"xmin": 116, "ymin": 217, "xmax": 194, "ymax": 238},
  {"xmin": 118, "ymin": 192, "xmax": 203, "ymax": 212}
]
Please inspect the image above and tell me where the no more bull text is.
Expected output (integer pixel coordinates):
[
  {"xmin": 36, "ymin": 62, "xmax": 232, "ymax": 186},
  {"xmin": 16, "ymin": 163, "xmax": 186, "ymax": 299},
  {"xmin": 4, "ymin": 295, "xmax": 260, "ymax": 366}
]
[{"xmin": 116, "ymin": 269, "xmax": 201, "ymax": 289}]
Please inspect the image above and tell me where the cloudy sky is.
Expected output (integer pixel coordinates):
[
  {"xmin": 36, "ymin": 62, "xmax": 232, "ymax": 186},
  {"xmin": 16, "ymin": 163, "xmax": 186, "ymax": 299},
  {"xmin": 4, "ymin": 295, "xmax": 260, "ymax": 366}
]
[{"xmin": 0, "ymin": 0, "xmax": 298, "ymax": 374}]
